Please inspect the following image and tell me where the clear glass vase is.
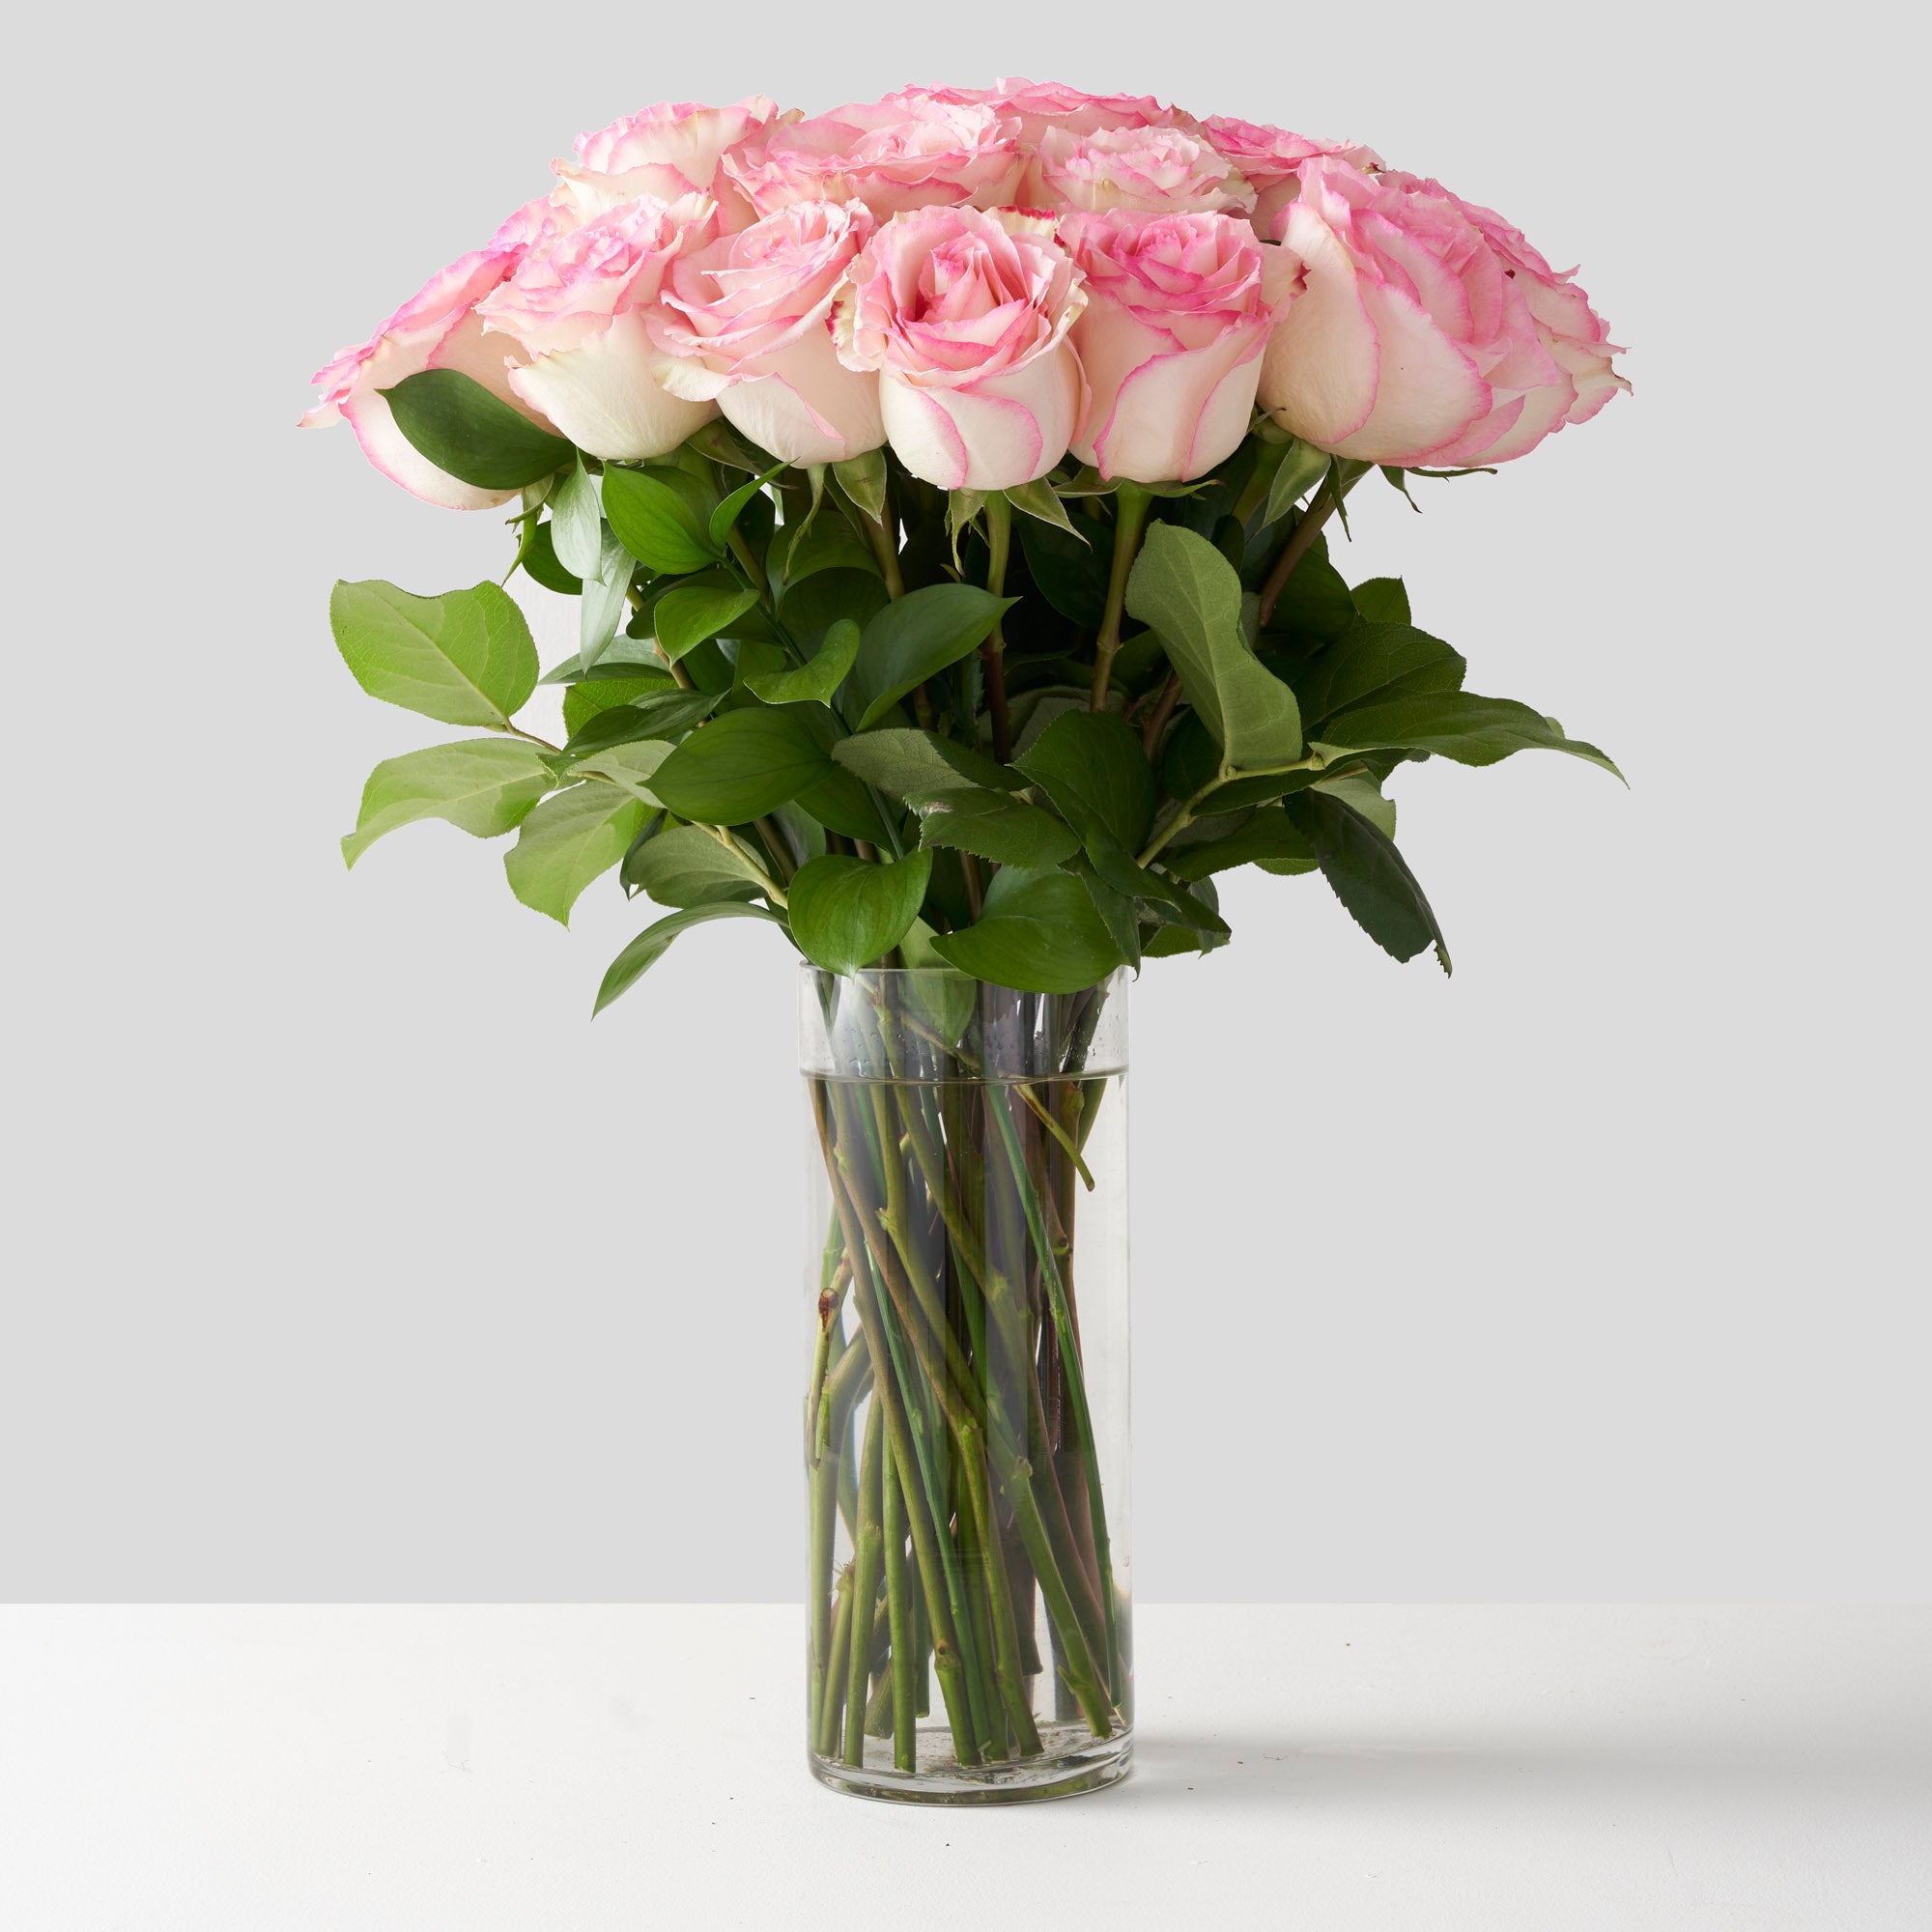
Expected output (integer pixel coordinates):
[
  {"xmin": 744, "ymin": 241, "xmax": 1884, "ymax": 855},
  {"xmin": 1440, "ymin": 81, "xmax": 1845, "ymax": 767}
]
[{"xmin": 801, "ymin": 967, "xmax": 1133, "ymax": 1804}]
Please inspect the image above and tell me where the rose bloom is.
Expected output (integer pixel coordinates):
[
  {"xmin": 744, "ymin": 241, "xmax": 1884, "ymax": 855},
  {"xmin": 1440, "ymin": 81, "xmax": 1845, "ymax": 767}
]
[
  {"xmin": 1060, "ymin": 210, "xmax": 1277, "ymax": 484},
  {"xmin": 722, "ymin": 96, "xmax": 1024, "ymax": 219},
  {"xmin": 892, "ymin": 77, "xmax": 1193, "ymax": 147},
  {"xmin": 1029, "ymin": 125, "xmax": 1257, "ymax": 217},
  {"xmin": 552, "ymin": 96, "xmax": 779, "ymax": 231},
  {"xmin": 1198, "ymin": 114, "xmax": 1383, "ymax": 237},
  {"xmin": 834, "ymin": 207, "xmax": 1087, "ymax": 491},
  {"xmin": 476, "ymin": 193, "xmax": 723, "ymax": 461},
  {"xmin": 299, "ymin": 194, "xmax": 574, "ymax": 509},
  {"xmin": 1258, "ymin": 156, "xmax": 1628, "ymax": 466},
  {"xmin": 648, "ymin": 200, "xmax": 885, "ymax": 466}
]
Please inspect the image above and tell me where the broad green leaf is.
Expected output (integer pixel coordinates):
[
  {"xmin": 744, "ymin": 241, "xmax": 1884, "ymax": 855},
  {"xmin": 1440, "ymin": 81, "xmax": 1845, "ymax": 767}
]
[
  {"xmin": 832, "ymin": 449, "xmax": 888, "ymax": 526},
  {"xmin": 788, "ymin": 851, "xmax": 933, "ymax": 974},
  {"xmin": 1313, "ymin": 774, "xmax": 1395, "ymax": 839},
  {"xmin": 847, "ymin": 583, "xmax": 1015, "ymax": 731},
  {"xmin": 653, "ymin": 576, "xmax": 760, "ymax": 663},
  {"xmin": 1014, "ymin": 710, "xmax": 1156, "ymax": 850},
  {"xmin": 1286, "ymin": 790, "xmax": 1450, "ymax": 972},
  {"xmin": 775, "ymin": 511, "xmax": 877, "ymax": 586},
  {"xmin": 379, "ymin": 369, "xmax": 574, "ymax": 490},
  {"xmin": 1123, "ymin": 524, "xmax": 1302, "ymax": 774},
  {"xmin": 341, "ymin": 739, "xmax": 554, "ymax": 868},
  {"xmin": 594, "ymin": 902, "xmax": 783, "ymax": 1014},
  {"xmin": 1004, "ymin": 477, "xmax": 1084, "ymax": 539},
  {"xmin": 910, "ymin": 787, "xmax": 1080, "ymax": 869},
  {"xmin": 561, "ymin": 688, "xmax": 719, "ymax": 756},
  {"xmin": 1262, "ymin": 439, "xmax": 1331, "ymax": 526},
  {"xmin": 623, "ymin": 822, "xmax": 768, "ymax": 908},
  {"xmin": 602, "ymin": 466, "xmax": 722, "ymax": 575},
  {"xmin": 562, "ymin": 671, "xmax": 676, "ymax": 739},
  {"xmin": 1067, "ymin": 854, "xmax": 1141, "ymax": 969},
  {"xmin": 1352, "ymin": 577, "xmax": 1410, "ymax": 625},
  {"xmin": 831, "ymin": 728, "xmax": 1021, "ymax": 800},
  {"xmin": 930, "ymin": 867, "xmax": 1123, "ymax": 994},
  {"xmin": 1017, "ymin": 512, "xmax": 1111, "ymax": 630},
  {"xmin": 1163, "ymin": 807, "xmax": 1318, "ymax": 882},
  {"xmin": 686, "ymin": 418, "xmax": 770, "ymax": 472},
  {"xmin": 794, "ymin": 766, "xmax": 895, "ymax": 845},
  {"xmin": 708, "ymin": 464, "xmax": 784, "ymax": 551},
  {"xmin": 1264, "ymin": 544, "xmax": 1357, "ymax": 647},
  {"xmin": 1081, "ymin": 827, "xmax": 1231, "ymax": 932},
  {"xmin": 1142, "ymin": 876, "xmax": 1229, "ymax": 956},
  {"xmin": 578, "ymin": 529, "xmax": 634, "ymax": 668},
  {"xmin": 549, "ymin": 462, "xmax": 605, "ymax": 579},
  {"xmin": 330, "ymin": 579, "xmax": 538, "ymax": 729},
  {"xmin": 649, "ymin": 705, "xmax": 835, "ymax": 823},
  {"xmin": 504, "ymin": 782, "xmax": 648, "ymax": 926},
  {"xmin": 521, "ymin": 521, "xmax": 581, "ymax": 596},
  {"xmin": 1288, "ymin": 619, "xmax": 1464, "ymax": 726},
  {"xmin": 570, "ymin": 737, "xmax": 672, "ymax": 802},
  {"xmin": 745, "ymin": 618, "xmax": 861, "ymax": 707},
  {"xmin": 778, "ymin": 568, "xmax": 891, "ymax": 654},
  {"xmin": 1317, "ymin": 689, "xmax": 1622, "ymax": 778}
]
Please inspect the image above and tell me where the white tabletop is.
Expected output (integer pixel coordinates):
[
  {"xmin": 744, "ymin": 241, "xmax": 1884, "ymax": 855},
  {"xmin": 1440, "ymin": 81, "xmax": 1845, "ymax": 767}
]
[{"xmin": 2, "ymin": 1605, "xmax": 1925, "ymax": 1929}]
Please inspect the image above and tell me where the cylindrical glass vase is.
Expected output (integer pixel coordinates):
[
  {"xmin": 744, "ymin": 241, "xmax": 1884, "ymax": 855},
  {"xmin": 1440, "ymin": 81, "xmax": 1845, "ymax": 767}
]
[{"xmin": 801, "ymin": 967, "xmax": 1132, "ymax": 1804}]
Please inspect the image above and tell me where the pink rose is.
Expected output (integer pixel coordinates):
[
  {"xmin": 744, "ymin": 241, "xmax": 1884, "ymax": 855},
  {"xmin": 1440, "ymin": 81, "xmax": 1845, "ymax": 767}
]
[
  {"xmin": 1198, "ymin": 114, "xmax": 1383, "ymax": 237},
  {"xmin": 553, "ymin": 96, "xmax": 780, "ymax": 231},
  {"xmin": 1258, "ymin": 157, "xmax": 1629, "ymax": 467},
  {"xmin": 298, "ymin": 195, "xmax": 573, "ymax": 509},
  {"xmin": 647, "ymin": 201, "xmax": 885, "ymax": 467},
  {"xmin": 834, "ymin": 207, "xmax": 1087, "ymax": 491},
  {"xmin": 1060, "ymin": 210, "xmax": 1277, "ymax": 484},
  {"xmin": 1028, "ymin": 125, "xmax": 1257, "ymax": 217},
  {"xmin": 894, "ymin": 77, "xmax": 1192, "ymax": 147},
  {"xmin": 722, "ymin": 97, "xmax": 1024, "ymax": 220},
  {"xmin": 476, "ymin": 194, "xmax": 723, "ymax": 462}
]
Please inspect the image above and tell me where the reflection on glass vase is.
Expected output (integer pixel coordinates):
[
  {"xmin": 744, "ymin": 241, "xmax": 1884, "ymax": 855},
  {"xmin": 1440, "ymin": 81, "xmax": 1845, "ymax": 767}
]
[{"xmin": 801, "ymin": 967, "xmax": 1132, "ymax": 1804}]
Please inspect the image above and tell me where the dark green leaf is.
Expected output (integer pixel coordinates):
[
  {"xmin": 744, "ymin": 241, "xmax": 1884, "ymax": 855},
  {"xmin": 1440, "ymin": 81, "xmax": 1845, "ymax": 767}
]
[
  {"xmin": 329, "ymin": 579, "xmax": 538, "ymax": 729},
  {"xmin": 1163, "ymin": 808, "xmax": 1318, "ymax": 882},
  {"xmin": 744, "ymin": 618, "xmax": 861, "ymax": 706},
  {"xmin": 341, "ymin": 739, "xmax": 554, "ymax": 867},
  {"xmin": 560, "ymin": 688, "xmax": 719, "ymax": 756},
  {"xmin": 1286, "ymin": 790, "xmax": 1451, "ymax": 972},
  {"xmin": 775, "ymin": 513, "xmax": 878, "ymax": 587},
  {"xmin": 832, "ymin": 728, "xmax": 1021, "ymax": 800},
  {"xmin": 1015, "ymin": 710, "xmax": 1157, "ymax": 849},
  {"xmin": 654, "ymin": 576, "xmax": 760, "ymax": 663},
  {"xmin": 1264, "ymin": 544, "xmax": 1356, "ymax": 647},
  {"xmin": 708, "ymin": 464, "xmax": 784, "ymax": 551},
  {"xmin": 788, "ymin": 851, "xmax": 933, "ymax": 974},
  {"xmin": 911, "ymin": 787, "xmax": 1080, "ymax": 869},
  {"xmin": 379, "ymin": 369, "xmax": 573, "ymax": 490},
  {"xmin": 622, "ymin": 822, "xmax": 768, "ymax": 907},
  {"xmin": 929, "ymin": 867, "xmax": 1123, "ymax": 994},
  {"xmin": 779, "ymin": 568, "xmax": 891, "ymax": 654},
  {"xmin": 794, "ymin": 765, "xmax": 895, "ymax": 844},
  {"xmin": 1067, "ymin": 854, "xmax": 1141, "ymax": 969},
  {"xmin": 602, "ymin": 466, "xmax": 722, "ymax": 575},
  {"xmin": 847, "ymin": 584, "xmax": 1015, "ymax": 731},
  {"xmin": 1082, "ymin": 828, "xmax": 1231, "ymax": 932},
  {"xmin": 504, "ymin": 782, "xmax": 648, "ymax": 925},
  {"xmin": 1352, "ymin": 577, "xmax": 1410, "ymax": 625},
  {"xmin": 594, "ymin": 902, "xmax": 783, "ymax": 1014},
  {"xmin": 522, "ymin": 520, "xmax": 583, "ymax": 596},
  {"xmin": 1017, "ymin": 512, "xmax": 1111, "ymax": 629},
  {"xmin": 648, "ymin": 705, "xmax": 835, "ymax": 822},
  {"xmin": 1318, "ymin": 689, "xmax": 1622, "ymax": 778},
  {"xmin": 1289, "ymin": 619, "xmax": 1465, "ymax": 727}
]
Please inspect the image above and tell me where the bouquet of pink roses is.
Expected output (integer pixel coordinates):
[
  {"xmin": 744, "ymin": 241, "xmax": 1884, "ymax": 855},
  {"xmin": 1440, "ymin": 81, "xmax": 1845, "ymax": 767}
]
[{"xmin": 306, "ymin": 79, "xmax": 1626, "ymax": 1803}]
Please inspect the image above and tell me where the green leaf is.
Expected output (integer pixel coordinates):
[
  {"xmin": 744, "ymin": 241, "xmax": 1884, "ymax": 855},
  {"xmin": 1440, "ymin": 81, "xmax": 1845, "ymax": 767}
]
[
  {"xmin": 1351, "ymin": 577, "xmax": 1410, "ymax": 625},
  {"xmin": 329, "ymin": 579, "xmax": 538, "ymax": 729},
  {"xmin": 1081, "ymin": 828, "xmax": 1231, "ymax": 932},
  {"xmin": 1123, "ymin": 524, "xmax": 1302, "ymax": 774},
  {"xmin": 578, "ymin": 529, "xmax": 634, "ymax": 669},
  {"xmin": 340, "ymin": 739, "xmax": 554, "ymax": 867},
  {"xmin": 1003, "ymin": 477, "xmax": 1085, "ymax": 540},
  {"xmin": 648, "ymin": 705, "xmax": 835, "ymax": 823},
  {"xmin": 1163, "ymin": 807, "xmax": 1318, "ymax": 882},
  {"xmin": 570, "ymin": 738, "xmax": 673, "ymax": 802},
  {"xmin": 1286, "ymin": 790, "xmax": 1451, "ymax": 972},
  {"xmin": 653, "ymin": 575, "xmax": 760, "ymax": 663},
  {"xmin": 1067, "ymin": 854, "xmax": 1141, "ymax": 969},
  {"xmin": 520, "ymin": 520, "xmax": 582, "ymax": 596},
  {"xmin": 1262, "ymin": 439, "xmax": 1331, "ymax": 526},
  {"xmin": 623, "ymin": 822, "xmax": 768, "ymax": 908},
  {"xmin": 1318, "ymin": 689, "xmax": 1622, "ymax": 778},
  {"xmin": 549, "ymin": 462, "xmax": 606, "ymax": 579},
  {"xmin": 708, "ymin": 464, "xmax": 784, "ymax": 552},
  {"xmin": 930, "ymin": 867, "xmax": 1123, "ymax": 994},
  {"xmin": 594, "ymin": 902, "xmax": 783, "ymax": 1014},
  {"xmin": 745, "ymin": 618, "xmax": 861, "ymax": 706},
  {"xmin": 832, "ymin": 727, "xmax": 1021, "ymax": 800},
  {"xmin": 1017, "ymin": 512, "xmax": 1110, "ymax": 629},
  {"xmin": 503, "ymin": 782, "xmax": 649, "ymax": 926},
  {"xmin": 562, "ymin": 671, "xmax": 675, "ymax": 739},
  {"xmin": 778, "ymin": 568, "xmax": 891, "ymax": 654},
  {"xmin": 379, "ymin": 369, "xmax": 574, "ymax": 491},
  {"xmin": 910, "ymin": 788, "xmax": 1080, "ymax": 869},
  {"xmin": 1014, "ymin": 710, "xmax": 1156, "ymax": 850},
  {"xmin": 848, "ymin": 583, "xmax": 1014, "ymax": 731},
  {"xmin": 1289, "ymin": 620, "xmax": 1464, "ymax": 727},
  {"xmin": 1313, "ymin": 774, "xmax": 1395, "ymax": 839},
  {"xmin": 775, "ymin": 511, "xmax": 877, "ymax": 587},
  {"xmin": 794, "ymin": 766, "xmax": 895, "ymax": 845},
  {"xmin": 560, "ymin": 688, "xmax": 719, "ymax": 756},
  {"xmin": 1264, "ymin": 546, "xmax": 1357, "ymax": 647},
  {"xmin": 832, "ymin": 449, "xmax": 888, "ymax": 527},
  {"xmin": 601, "ymin": 466, "xmax": 722, "ymax": 575},
  {"xmin": 788, "ymin": 851, "xmax": 933, "ymax": 974}
]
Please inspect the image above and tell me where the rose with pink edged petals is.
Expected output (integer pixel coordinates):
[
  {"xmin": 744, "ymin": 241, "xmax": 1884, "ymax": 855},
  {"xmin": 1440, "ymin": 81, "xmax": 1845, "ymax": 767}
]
[
  {"xmin": 1198, "ymin": 114, "xmax": 1383, "ymax": 237},
  {"xmin": 299, "ymin": 195, "xmax": 574, "ymax": 509},
  {"xmin": 1060, "ymin": 209, "xmax": 1277, "ymax": 484},
  {"xmin": 647, "ymin": 200, "xmax": 885, "ymax": 467},
  {"xmin": 895, "ymin": 77, "xmax": 1193, "ymax": 147},
  {"xmin": 834, "ymin": 206, "xmax": 1087, "ymax": 491},
  {"xmin": 1029, "ymin": 125, "xmax": 1256, "ymax": 217},
  {"xmin": 476, "ymin": 193, "xmax": 723, "ymax": 461},
  {"xmin": 722, "ymin": 97, "xmax": 1024, "ymax": 220},
  {"xmin": 1258, "ymin": 156, "xmax": 1628, "ymax": 467},
  {"xmin": 553, "ymin": 97, "xmax": 780, "ymax": 230}
]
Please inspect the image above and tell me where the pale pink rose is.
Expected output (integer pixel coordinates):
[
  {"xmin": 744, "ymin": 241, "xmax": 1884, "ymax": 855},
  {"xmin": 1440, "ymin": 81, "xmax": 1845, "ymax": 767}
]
[
  {"xmin": 298, "ymin": 195, "xmax": 573, "ymax": 509},
  {"xmin": 1029, "ymin": 125, "xmax": 1257, "ymax": 218},
  {"xmin": 721, "ymin": 97, "xmax": 1024, "ymax": 220},
  {"xmin": 476, "ymin": 194, "xmax": 723, "ymax": 461},
  {"xmin": 834, "ymin": 207, "xmax": 1087, "ymax": 491},
  {"xmin": 1060, "ymin": 210, "xmax": 1276, "ymax": 484},
  {"xmin": 891, "ymin": 77, "xmax": 1193, "ymax": 148},
  {"xmin": 1198, "ymin": 114, "xmax": 1383, "ymax": 236},
  {"xmin": 553, "ymin": 96, "xmax": 780, "ymax": 230},
  {"xmin": 646, "ymin": 201, "xmax": 884, "ymax": 466},
  {"xmin": 1258, "ymin": 157, "xmax": 1628, "ymax": 467}
]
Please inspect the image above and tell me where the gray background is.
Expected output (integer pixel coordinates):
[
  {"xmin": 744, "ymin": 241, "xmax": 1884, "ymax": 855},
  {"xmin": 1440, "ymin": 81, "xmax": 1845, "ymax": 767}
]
[{"xmin": 5, "ymin": 3, "xmax": 1920, "ymax": 1602}]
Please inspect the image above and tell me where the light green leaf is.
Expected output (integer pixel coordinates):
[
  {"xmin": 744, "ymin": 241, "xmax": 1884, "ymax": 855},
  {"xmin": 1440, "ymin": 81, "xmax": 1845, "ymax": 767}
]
[
  {"xmin": 847, "ymin": 584, "xmax": 1015, "ymax": 731},
  {"xmin": 911, "ymin": 787, "xmax": 1080, "ymax": 869},
  {"xmin": 945, "ymin": 491, "xmax": 987, "ymax": 568},
  {"xmin": 1317, "ymin": 690, "xmax": 1622, "ymax": 779},
  {"xmin": 329, "ymin": 579, "xmax": 538, "ymax": 729},
  {"xmin": 568, "ymin": 737, "xmax": 673, "ymax": 802},
  {"xmin": 379, "ymin": 369, "xmax": 573, "ymax": 491},
  {"xmin": 788, "ymin": 851, "xmax": 933, "ymax": 974},
  {"xmin": 594, "ymin": 901, "xmax": 784, "ymax": 1015},
  {"xmin": 654, "ymin": 576, "xmax": 760, "ymax": 663},
  {"xmin": 929, "ymin": 867, "xmax": 1123, "ymax": 994},
  {"xmin": 1014, "ymin": 710, "xmax": 1156, "ymax": 849},
  {"xmin": 562, "ymin": 671, "xmax": 675, "ymax": 739},
  {"xmin": 1263, "ymin": 439, "xmax": 1331, "ymax": 526},
  {"xmin": 831, "ymin": 727, "xmax": 1020, "ymax": 800},
  {"xmin": 601, "ymin": 466, "xmax": 722, "ymax": 575},
  {"xmin": 578, "ymin": 528, "xmax": 634, "ymax": 669},
  {"xmin": 623, "ymin": 822, "xmax": 768, "ymax": 908},
  {"xmin": 1003, "ymin": 477, "xmax": 1085, "ymax": 540},
  {"xmin": 560, "ymin": 689, "xmax": 719, "ymax": 756},
  {"xmin": 648, "ymin": 705, "xmax": 835, "ymax": 823},
  {"xmin": 341, "ymin": 739, "xmax": 554, "ymax": 868},
  {"xmin": 504, "ymin": 782, "xmax": 648, "ymax": 926},
  {"xmin": 549, "ymin": 462, "xmax": 605, "ymax": 580},
  {"xmin": 1123, "ymin": 524, "xmax": 1302, "ymax": 774},
  {"xmin": 745, "ymin": 618, "xmax": 861, "ymax": 706},
  {"xmin": 832, "ymin": 449, "xmax": 888, "ymax": 526}
]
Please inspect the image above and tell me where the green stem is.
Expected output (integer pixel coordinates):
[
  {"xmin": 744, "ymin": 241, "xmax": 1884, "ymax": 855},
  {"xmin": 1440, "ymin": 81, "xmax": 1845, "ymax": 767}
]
[
  {"xmin": 1089, "ymin": 482, "xmax": 1152, "ymax": 711},
  {"xmin": 841, "ymin": 1395, "xmax": 886, "ymax": 1765},
  {"xmin": 882, "ymin": 1437, "xmax": 917, "ymax": 1771},
  {"xmin": 981, "ymin": 492, "xmax": 1013, "ymax": 763},
  {"xmin": 817, "ymin": 1564, "xmax": 853, "ymax": 1757},
  {"xmin": 727, "ymin": 526, "xmax": 767, "ymax": 601},
  {"xmin": 863, "ymin": 497, "xmax": 906, "ymax": 600}
]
